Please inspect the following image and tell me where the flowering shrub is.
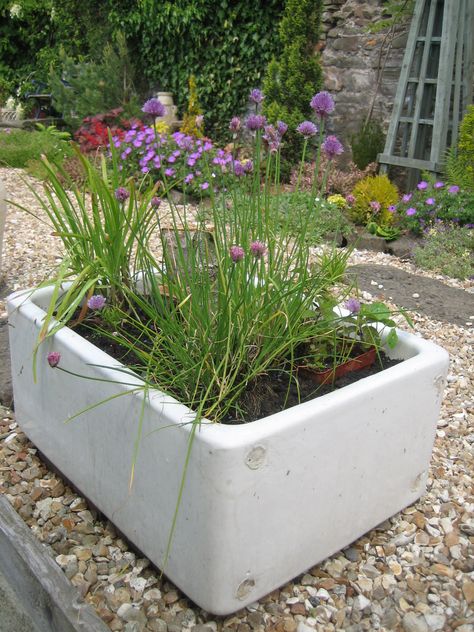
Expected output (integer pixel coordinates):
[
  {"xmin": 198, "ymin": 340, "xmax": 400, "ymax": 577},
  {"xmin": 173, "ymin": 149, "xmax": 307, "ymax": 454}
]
[
  {"xmin": 394, "ymin": 180, "xmax": 474, "ymax": 235},
  {"xmin": 290, "ymin": 158, "xmax": 377, "ymax": 196},
  {"xmin": 75, "ymin": 108, "xmax": 143, "ymax": 154}
]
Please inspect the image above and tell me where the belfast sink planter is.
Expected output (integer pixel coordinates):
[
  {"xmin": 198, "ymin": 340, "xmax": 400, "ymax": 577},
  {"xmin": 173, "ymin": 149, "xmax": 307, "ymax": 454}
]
[{"xmin": 7, "ymin": 286, "xmax": 449, "ymax": 616}]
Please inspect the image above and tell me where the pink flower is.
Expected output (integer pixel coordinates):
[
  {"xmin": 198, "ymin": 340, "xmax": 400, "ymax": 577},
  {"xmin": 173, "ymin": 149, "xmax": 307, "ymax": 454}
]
[
  {"xmin": 47, "ymin": 352, "xmax": 61, "ymax": 368},
  {"xmin": 344, "ymin": 298, "xmax": 360, "ymax": 313},
  {"xmin": 406, "ymin": 207, "xmax": 416, "ymax": 216},
  {"xmin": 250, "ymin": 240, "xmax": 266, "ymax": 258},
  {"xmin": 449, "ymin": 185, "xmax": 460, "ymax": 194},
  {"xmin": 370, "ymin": 200, "xmax": 381, "ymax": 213},
  {"xmin": 434, "ymin": 181, "xmax": 444, "ymax": 189},
  {"xmin": 345, "ymin": 194, "xmax": 355, "ymax": 206},
  {"xmin": 229, "ymin": 245, "xmax": 245, "ymax": 262},
  {"xmin": 87, "ymin": 295, "xmax": 106, "ymax": 310},
  {"xmin": 402, "ymin": 193, "xmax": 412, "ymax": 203},
  {"xmin": 417, "ymin": 181, "xmax": 428, "ymax": 191},
  {"xmin": 425, "ymin": 198, "xmax": 435, "ymax": 205}
]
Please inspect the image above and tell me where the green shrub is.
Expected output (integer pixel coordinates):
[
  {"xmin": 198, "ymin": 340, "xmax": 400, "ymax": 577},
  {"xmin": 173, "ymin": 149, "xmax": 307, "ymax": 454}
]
[
  {"xmin": 414, "ymin": 225, "xmax": 474, "ymax": 279},
  {"xmin": 263, "ymin": 0, "xmax": 323, "ymax": 170},
  {"xmin": 181, "ymin": 75, "xmax": 204, "ymax": 138},
  {"xmin": 349, "ymin": 174, "xmax": 398, "ymax": 227},
  {"xmin": 0, "ymin": 128, "xmax": 72, "ymax": 169},
  {"xmin": 350, "ymin": 119, "xmax": 385, "ymax": 170},
  {"xmin": 446, "ymin": 105, "xmax": 474, "ymax": 192}
]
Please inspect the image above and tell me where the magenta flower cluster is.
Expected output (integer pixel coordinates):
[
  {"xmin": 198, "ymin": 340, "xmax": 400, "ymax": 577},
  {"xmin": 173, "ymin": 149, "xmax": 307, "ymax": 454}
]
[
  {"xmin": 87, "ymin": 295, "xmax": 106, "ymax": 310},
  {"xmin": 47, "ymin": 351, "xmax": 61, "ymax": 368},
  {"xmin": 229, "ymin": 241, "xmax": 267, "ymax": 263}
]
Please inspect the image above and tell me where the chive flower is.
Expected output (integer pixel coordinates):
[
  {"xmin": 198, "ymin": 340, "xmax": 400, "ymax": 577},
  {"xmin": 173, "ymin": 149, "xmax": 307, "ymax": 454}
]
[
  {"xmin": 87, "ymin": 295, "xmax": 106, "ymax": 310},
  {"xmin": 151, "ymin": 196, "xmax": 162, "ymax": 208},
  {"xmin": 249, "ymin": 88, "xmax": 264, "ymax": 104},
  {"xmin": 310, "ymin": 91, "xmax": 335, "ymax": 118},
  {"xmin": 345, "ymin": 194, "xmax": 355, "ymax": 206},
  {"xmin": 344, "ymin": 298, "xmax": 360, "ymax": 313},
  {"xmin": 250, "ymin": 240, "xmax": 266, "ymax": 258},
  {"xmin": 296, "ymin": 121, "xmax": 318, "ymax": 138},
  {"xmin": 245, "ymin": 114, "xmax": 266, "ymax": 131},
  {"xmin": 142, "ymin": 98, "xmax": 165, "ymax": 117},
  {"xmin": 229, "ymin": 117, "xmax": 241, "ymax": 132},
  {"xmin": 115, "ymin": 187, "xmax": 130, "ymax": 202},
  {"xmin": 229, "ymin": 245, "xmax": 245, "ymax": 262},
  {"xmin": 277, "ymin": 120, "xmax": 288, "ymax": 136},
  {"xmin": 322, "ymin": 135, "xmax": 344, "ymax": 159},
  {"xmin": 47, "ymin": 351, "xmax": 61, "ymax": 368}
]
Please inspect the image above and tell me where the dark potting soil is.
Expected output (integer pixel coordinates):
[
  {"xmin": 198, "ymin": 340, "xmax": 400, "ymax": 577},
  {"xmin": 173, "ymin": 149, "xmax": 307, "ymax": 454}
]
[{"xmin": 74, "ymin": 317, "xmax": 402, "ymax": 425}]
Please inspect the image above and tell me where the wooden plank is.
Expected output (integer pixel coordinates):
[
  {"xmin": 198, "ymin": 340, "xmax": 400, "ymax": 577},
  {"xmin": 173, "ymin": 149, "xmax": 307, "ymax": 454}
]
[
  {"xmin": 450, "ymin": 0, "xmax": 465, "ymax": 149},
  {"xmin": 463, "ymin": 0, "xmax": 474, "ymax": 109},
  {"xmin": 377, "ymin": 153, "xmax": 441, "ymax": 171}
]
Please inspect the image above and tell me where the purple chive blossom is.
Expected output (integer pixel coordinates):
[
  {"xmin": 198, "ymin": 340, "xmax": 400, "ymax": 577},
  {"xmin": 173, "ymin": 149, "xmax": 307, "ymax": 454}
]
[
  {"xmin": 47, "ymin": 351, "xmax": 61, "ymax": 368},
  {"xmin": 345, "ymin": 194, "xmax": 355, "ymax": 206},
  {"xmin": 406, "ymin": 207, "xmax": 416, "ymax": 216},
  {"xmin": 115, "ymin": 187, "xmax": 130, "ymax": 202},
  {"xmin": 370, "ymin": 200, "xmax": 381, "ymax": 213},
  {"xmin": 249, "ymin": 88, "xmax": 264, "ymax": 104},
  {"xmin": 402, "ymin": 193, "xmax": 412, "ymax": 203},
  {"xmin": 417, "ymin": 181, "xmax": 428, "ymax": 191},
  {"xmin": 277, "ymin": 120, "xmax": 288, "ymax": 136},
  {"xmin": 87, "ymin": 295, "xmax": 106, "ymax": 310},
  {"xmin": 310, "ymin": 91, "xmax": 335, "ymax": 118},
  {"xmin": 262, "ymin": 125, "xmax": 281, "ymax": 152},
  {"xmin": 425, "ymin": 198, "xmax": 435, "ymax": 205},
  {"xmin": 245, "ymin": 114, "xmax": 267, "ymax": 131},
  {"xmin": 434, "ymin": 181, "xmax": 444, "ymax": 189},
  {"xmin": 142, "ymin": 98, "xmax": 165, "ymax": 117},
  {"xmin": 229, "ymin": 117, "xmax": 241, "ymax": 132},
  {"xmin": 151, "ymin": 196, "xmax": 162, "ymax": 208},
  {"xmin": 297, "ymin": 120, "xmax": 318, "ymax": 138},
  {"xmin": 322, "ymin": 135, "xmax": 344, "ymax": 159},
  {"xmin": 229, "ymin": 245, "xmax": 245, "ymax": 262},
  {"xmin": 344, "ymin": 298, "xmax": 361, "ymax": 313},
  {"xmin": 250, "ymin": 240, "xmax": 266, "ymax": 258},
  {"xmin": 449, "ymin": 185, "xmax": 460, "ymax": 194}
]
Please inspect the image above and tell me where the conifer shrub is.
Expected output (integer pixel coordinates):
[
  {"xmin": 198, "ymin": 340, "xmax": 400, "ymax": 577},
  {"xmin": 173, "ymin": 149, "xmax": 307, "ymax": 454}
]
[
  {"xmin": 349, "ymin": 174, "xmax": 399, "ymax": 227},
  {"xmin": 181, "ymin": 75, "xmax": 204, "ymax": 138},
  {"xmin": 446, "ymin": 105, "xmax": 474, "ymax": 192},
  {"xmin": 351, "ymin": 119, "xmax": 385, "ymax": 170}
]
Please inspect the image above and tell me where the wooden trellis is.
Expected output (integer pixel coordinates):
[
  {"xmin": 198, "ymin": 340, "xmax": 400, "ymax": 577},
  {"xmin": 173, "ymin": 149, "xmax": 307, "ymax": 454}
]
[{"xmin": 379, "ymin": 0, "xmax": 474, "ymax": 176}]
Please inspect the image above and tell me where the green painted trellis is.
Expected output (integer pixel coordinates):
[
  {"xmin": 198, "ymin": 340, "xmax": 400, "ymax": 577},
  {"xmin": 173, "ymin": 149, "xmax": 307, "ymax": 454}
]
[{"xmin": 379, "ymin": 0, "xmax": 474, "ymax": 177}]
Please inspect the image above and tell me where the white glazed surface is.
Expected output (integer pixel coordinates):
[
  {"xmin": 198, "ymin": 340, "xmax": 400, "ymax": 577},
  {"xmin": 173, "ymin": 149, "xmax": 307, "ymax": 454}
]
[{"xmin": 7, "ymin": 287, "xmax": 449, "ymax": 614}]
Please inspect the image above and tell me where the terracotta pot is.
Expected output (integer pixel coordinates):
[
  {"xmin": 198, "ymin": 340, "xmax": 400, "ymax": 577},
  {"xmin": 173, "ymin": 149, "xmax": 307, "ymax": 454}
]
[{"xmin": 298, "ymin": 346, "xmax": 377, "ymax": 385}]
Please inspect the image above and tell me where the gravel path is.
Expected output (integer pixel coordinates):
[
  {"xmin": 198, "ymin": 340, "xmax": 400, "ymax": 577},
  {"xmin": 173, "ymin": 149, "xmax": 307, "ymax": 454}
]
[{"xmin": 0, "ymin": 167, "xmax": 473, "ymax": 632}]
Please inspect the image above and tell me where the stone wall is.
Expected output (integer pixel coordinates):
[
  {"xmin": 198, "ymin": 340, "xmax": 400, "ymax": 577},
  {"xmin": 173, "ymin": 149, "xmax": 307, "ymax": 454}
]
[{"xmin": 320, "ymin": 0, "xmax": 408, "ymax": 153}]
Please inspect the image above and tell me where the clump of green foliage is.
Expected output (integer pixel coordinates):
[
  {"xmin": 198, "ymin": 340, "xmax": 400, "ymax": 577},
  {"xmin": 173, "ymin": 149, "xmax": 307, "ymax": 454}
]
[
  {"xmin": 0, "ymin": 126, "xmax": 72, "ymax": 170},
  {"xmin": 351, "ymin": 119, "xmax": 385, "ymax": 170},
  {"xmin": 263, "ymin": 0, "xmax": 323, "ymax": 171},
  {"xmin": 446, "ymin": 105, "xmax": 474, "ymax": 192},
  {"xmin": 414, "ymin": 224, "xmax": 474, "ymax": 280},
  {"xmin": 349, "ymin": 174, "xmax": 399, "ymax": 227},
  {"xmin": 181, "ymin": 75, "xmax": 203, "ymax": 138}
]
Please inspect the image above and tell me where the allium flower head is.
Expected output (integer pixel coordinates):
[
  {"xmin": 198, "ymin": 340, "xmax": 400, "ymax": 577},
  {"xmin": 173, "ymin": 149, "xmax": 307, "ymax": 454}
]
[
  {"xmin": 406, "ymin": 207, "xmax": 416, "ymax": 216},
  {"xmin": 87, "ymin": 295, "xmax": 106, "ymax": 310},
  {"xmin": 249, "ymin": 88, "xmax": 264, "ymax": 104},
  {"xmin": 47, "ymin": 351, "xmax": 61, "ymax": 368},
  {"xmin": 344, "ymin": 298, "xmax": 361, "ymax": 313},
  {"xmin": 417, "ymin": 181, "xmax": 428, "ymax": 191},
  {"xmin": 310, "ymin": 91, "xmax": 335, "ymax": 118},
  {"xmin": 229, "ymin": 245, "xmax": 245, "ymax": 262},
  {"xmin": 151, "ymin": 196, "xmax": 162, "ymax": 208},
  {"xmin": 322, "ymin": 135, "xmax": 344, "ymax": 159},
  {"xmin": 296, "ymin": 120, "xmax": 318, "ymax": 138},
  {"xmin": 277, "ymin": 120, "xmax": 288, "ymax": 136},
  {"xmin": 345, "ymin": 194, "xmax": 356, "ymax": 206},
  {"xmin": 449, "ymin": 185, "xmax": 460, "ymax": 194},
  {"xmin": 142, "ymin": 98, "xmax": 165, "ymax": 117},
  {"xmin": 262, "ymin": 124, "xmax": 281, "ymax": 153},
  {"xmin": 115, "ymin": 187, "xmax": 130, "ymax": 202},
  {"xmin": 250, "ymin": 240, "xmax": 266, "ymax": 258},
  {"xmin": 246, "ymin": 114, "xmax": 266, "ymax": 131},
  {"xmin": 229, "ymin": 117, "xmax": 241, "ymax": 132}
]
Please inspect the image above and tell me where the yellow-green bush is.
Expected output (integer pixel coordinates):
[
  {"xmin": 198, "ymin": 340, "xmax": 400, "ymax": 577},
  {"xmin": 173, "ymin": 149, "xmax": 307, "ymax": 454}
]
[
  {"xmin": 349, "ymin": 174, "xmax": 398, "ymax": 226},
  {"xmin": 446, "ymin": 105, "xmax": 474, "ymax": 192},
  {"xmin": 181, "ymin": 75, "xmax": 203, "ymax": 138}
]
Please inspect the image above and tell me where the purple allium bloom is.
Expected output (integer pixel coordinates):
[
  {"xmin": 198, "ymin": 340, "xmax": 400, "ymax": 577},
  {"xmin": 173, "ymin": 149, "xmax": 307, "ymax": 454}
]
[
  {"xmin": 370, "ymin": 200, "xmax": 381, "ymax": 213},
  {"xmin": 296, "ymin": 120, "xmax": 318, "ymax": 138},
  {"xmin": 434, "ymin": 181, "xmax": 444, "ymax": 189},
  {"xmin": 233, "ymin": 160, "xmax": 245, "ymax": 177},
  {"xmin": 229, "ymin": 245, "xmax": 245, "ymax": 262},
  {"xmin": 277, "ymin": 120, "xmax": 288, "ymax": 136},
  {"xmin": 425, "ymin": 198, "xmax": 435, "ymax": 205},
  {"xmin": 245, "ymin": 114, "xmax": 266, "ymax": 131},
  {"xmin": 345, "ymin": 194, "xmax": 355, "ymax": 206},
  {"xmin": 388, "ymin": 204, "xmax": 397, "ymax": 213},
  {"xmin": 200, "ymin": 182, "xmax": 209, "ymax": 190},
  {"xmin": 151, "ymin": 196, "xmax": 162, "ymax": 208},
  {"xmin": 164, "ymin": 168, "xmax": 175, "ymax": 177},
  {"xmin": 344, "ymin": 298, "xmax": 361, "ymax": 313},
  {"xmin": 449, "ymin": 185, "xmax": 460, "ymax": 194},
  {"xmin": 322, "ymin": 135, "xmax": 344, "ymax": 159},
  {"xmin": 249, "ymin": 88, "xmax": 264, "ymax": 104},
  {"xmin": 417, "ymin": 181, "xmax": 428, "ymax": 191},
  {"xmin": 310, "ymin": 91, "xmax": 335, "ymax": 118},
  {"xmin": 402, "ymin": 193, "xmax": 412, "ymax": 203},
  {"xmin": 263, "ymin": 124, "xmax": 281, "ymax": 153},
  {"xmin": 142, "ymin": 98, "xmax": 165, "ymax": 117},
  {"xmin": 114, "ymin": 187, "xmax": 130, "ymax": 202},
  {"xmin": 406, "ymin": 207, "xmax": 416, "ymax": 216},
  {"xmin": 87, "ymin": 295, "xmax": 106, "ymax": 310},
  {"xmin": 47, "ymin": 351, "xmax": 61, "ymax": 368},
  {"xmin": 250, "ymin": 240, "xmax": 266, "ymax": 258}
]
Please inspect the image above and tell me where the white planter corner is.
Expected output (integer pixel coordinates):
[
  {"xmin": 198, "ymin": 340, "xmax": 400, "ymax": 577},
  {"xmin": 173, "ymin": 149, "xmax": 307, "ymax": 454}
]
[{"xmin": 7, "ymin": 286, "xmax": 449, "ymax": 615}]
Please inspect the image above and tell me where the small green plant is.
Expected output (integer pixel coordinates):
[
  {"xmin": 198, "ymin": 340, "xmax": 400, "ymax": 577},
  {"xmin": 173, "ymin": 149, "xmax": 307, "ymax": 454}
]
[
  {"xmin": 181, "ymin": 75, "xmax": 204, "ymax": 138},
  {"xmin": 445, "ymin": 105, "xmax": 474, "ymax": 192},
  {"xmin": 0, "ymin": 127, "xmax": 73, "ymax": 169},
  {"xmin": 349, "ymin": 174, "xmax": 399, "ymax": 227},
  {"xmin": 351, "ymin": 119, "xmax": 385, "ymax": 170},
  {"xmin": 413, "ymin": 224, "xmax": 474, "ymax": 279}
]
